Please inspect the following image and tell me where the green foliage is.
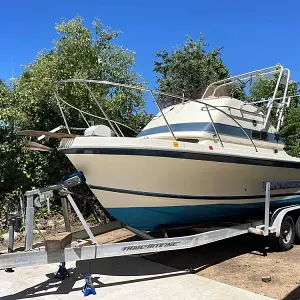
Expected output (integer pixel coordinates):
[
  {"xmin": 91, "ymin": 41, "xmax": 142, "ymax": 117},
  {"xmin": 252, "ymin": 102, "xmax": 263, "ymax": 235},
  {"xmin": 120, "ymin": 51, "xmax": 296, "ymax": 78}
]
[
  {"xmin": 250, "ymin": 74, "xmax": 299, "ymax": 107},
  {"xmin": 0, "ymin": 16, "xmax": 151, "ymax": 219},
  {"xmin": 250, "ymin": 76, "xmax": 279, "ymax": 100},
  {"xmin": 154, "ymin": 34, "xmax": 229, "ymax": 106},
  {"xmin": 0, "ymin": 80, "xmax": 23, "ymax": 128},
  {"xmin": 249, "ymin": 73, "xmax": 300, "ymax": 156},
  {"xmin": 14, "ymin": 16, "xmax": 148, "ymax": 133},
  {"xmin": 0, "ymin": 128, "xmax": 74, "ymax": 197},
  {"xmin": 280, "ymin": 107, "xmax": 300, "ymax": 156}
]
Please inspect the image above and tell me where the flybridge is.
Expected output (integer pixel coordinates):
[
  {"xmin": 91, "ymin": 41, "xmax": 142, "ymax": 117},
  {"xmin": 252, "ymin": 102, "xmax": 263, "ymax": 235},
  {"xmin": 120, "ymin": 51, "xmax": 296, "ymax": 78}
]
[
  {"xmin": 202, "ymin": 65, "xmax": 291, "ymax": 132},
  {"xmin": 54, "ymin": 65, "xmax": 291, "ymax": 151},
  {"xmin": 18, "ymin": 64, "xmax": 293, "ymax": 154}
]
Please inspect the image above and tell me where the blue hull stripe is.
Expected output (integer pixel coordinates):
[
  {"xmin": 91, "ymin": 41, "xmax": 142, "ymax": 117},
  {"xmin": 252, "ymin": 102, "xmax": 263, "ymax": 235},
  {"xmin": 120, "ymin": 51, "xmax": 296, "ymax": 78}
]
[
  {"xmin": 106, "ymin": 198, "xmax": 300, "ymax": 231},
  {"xmin": 137, "ymin": 122, "xmax": 282, "ymax": 144},
  {"xmin": 61, "ymin": 148, "xmax": 300, "ymax": 169},
  {"xmin": 89, "ymin": 185, "xmax": 300, "ymax": 200}
]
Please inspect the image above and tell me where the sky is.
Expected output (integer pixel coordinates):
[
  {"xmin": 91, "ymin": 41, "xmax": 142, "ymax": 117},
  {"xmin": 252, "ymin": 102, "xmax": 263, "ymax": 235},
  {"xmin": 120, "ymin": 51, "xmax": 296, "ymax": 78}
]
[{"xmin": 1, "ymin": 0, "xmax": 300, "ymax": 112}]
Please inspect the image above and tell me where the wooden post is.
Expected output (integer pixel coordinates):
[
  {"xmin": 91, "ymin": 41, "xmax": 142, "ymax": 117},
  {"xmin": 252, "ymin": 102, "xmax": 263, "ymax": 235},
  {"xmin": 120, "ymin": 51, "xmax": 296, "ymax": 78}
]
[{"xmin": 61, "ymin": 197, "xmax": 71, "ymax": 232}]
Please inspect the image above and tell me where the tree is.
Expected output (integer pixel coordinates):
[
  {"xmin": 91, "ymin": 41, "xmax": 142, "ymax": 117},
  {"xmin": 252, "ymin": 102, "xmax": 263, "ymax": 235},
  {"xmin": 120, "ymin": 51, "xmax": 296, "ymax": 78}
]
[
  {"xmin": 0, "ymin": 78, "xmax": 75, "ymax": 212},
  {"xmin": 14, "ymin": 16, "xmax": 150, "ymax": 135},
  {"xmin": 280, "ymin": 107, "xmax": 300, "ymax": 157},
  {"xmin": 153, "ymin": 35, "xmax": 230, "ymax": 107},
  {"xmin": 0, "ymin": 16, "xmax": 151, "ymax": 222},
  {"xmin": 249, "ymin": 73, "xmax": 300, "ymax": 156},
  {"xmin": 153, "ymin": 34, "xmax": 300, "ymax": 157},
  {"xmin": 250, "ymin": 74, "xmax": 298, "ymax": 105}
]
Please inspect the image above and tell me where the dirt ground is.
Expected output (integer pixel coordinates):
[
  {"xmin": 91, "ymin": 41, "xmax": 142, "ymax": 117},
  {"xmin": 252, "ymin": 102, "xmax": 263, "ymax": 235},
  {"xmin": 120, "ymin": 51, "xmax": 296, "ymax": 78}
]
[
  {"xmin": 146, "ymin": 234, "xmax": 300, "ymax": 300},
  {"xmin": 0, "ymin": 213, "xmax": 97, "ymax": 251}
]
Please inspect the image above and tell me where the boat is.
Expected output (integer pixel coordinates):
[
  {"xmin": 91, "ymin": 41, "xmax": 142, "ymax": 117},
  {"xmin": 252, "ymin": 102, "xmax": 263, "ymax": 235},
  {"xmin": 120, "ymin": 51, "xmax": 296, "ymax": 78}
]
[{"xmin": 56, "ymin": 65, "xmax": 300, "ymax": 231}]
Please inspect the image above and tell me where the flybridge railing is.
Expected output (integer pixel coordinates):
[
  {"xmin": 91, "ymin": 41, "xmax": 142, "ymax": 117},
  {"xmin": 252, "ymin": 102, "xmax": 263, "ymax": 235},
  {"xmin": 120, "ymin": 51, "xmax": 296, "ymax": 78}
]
[
  {"xmin": 54, "ymin": 79, "xmax": 258, "ymax": 152},
  {"xmin": 202, "ymin": 65, "xmax": 291, "ymax": 132}
]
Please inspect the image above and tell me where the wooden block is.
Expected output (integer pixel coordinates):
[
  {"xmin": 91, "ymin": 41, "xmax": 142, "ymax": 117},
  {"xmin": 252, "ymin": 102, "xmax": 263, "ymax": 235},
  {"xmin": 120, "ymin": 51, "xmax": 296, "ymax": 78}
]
[
  {"xmin": 45, "ymin": 232, "xmax": 72, "ymax": 252},
  {"xmin": 73, "ymin": 239, "xmax": 93, "ymax": 249},
  {"xmin": 72, "ymin": 228, "xmax": 135, "ymax": 249},
  {"xmin": 72, "ymin": 221, "xmax": 122, "ymax": 240},
  {"xmin": 95, "ymin": 228, "xmax": 135, "ymax": 244}
]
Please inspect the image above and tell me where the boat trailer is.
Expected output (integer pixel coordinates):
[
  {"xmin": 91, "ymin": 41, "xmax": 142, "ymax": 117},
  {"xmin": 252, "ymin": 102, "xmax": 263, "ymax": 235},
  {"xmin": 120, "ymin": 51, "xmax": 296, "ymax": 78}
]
[{"xmin": 1, "ymin": 174, "xmax": 300, "ymax": 295}]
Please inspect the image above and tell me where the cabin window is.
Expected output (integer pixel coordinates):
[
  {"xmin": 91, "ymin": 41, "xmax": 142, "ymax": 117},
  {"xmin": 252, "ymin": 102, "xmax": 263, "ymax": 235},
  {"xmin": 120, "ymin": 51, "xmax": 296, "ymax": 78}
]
[
  {"xmin": 177, "ymin": 138, "xmax": 199, "ymax": 143},
  {"xmin": 252, "ymin": 130, "xmax": 268, "ymax": 141},
  {"xmin": 261, "ymin": 131, "xmax": 268, "ymax": 140},
  {"xmin": 274, "ymin": 134, "xmax": 281, "ymax": 143}
]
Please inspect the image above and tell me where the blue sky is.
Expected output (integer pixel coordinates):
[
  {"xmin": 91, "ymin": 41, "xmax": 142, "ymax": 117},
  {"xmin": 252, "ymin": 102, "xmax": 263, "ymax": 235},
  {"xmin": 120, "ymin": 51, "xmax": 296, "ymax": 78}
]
[{"xmin": 1, "ymin": 0, "xmax": 299, "ymax": 112}]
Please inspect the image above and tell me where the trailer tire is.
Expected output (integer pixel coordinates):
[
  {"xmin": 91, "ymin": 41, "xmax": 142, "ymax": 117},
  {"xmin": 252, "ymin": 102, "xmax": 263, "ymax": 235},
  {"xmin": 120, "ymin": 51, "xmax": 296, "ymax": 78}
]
[
  {"xmin": 276, "ymin": 215, "xmax": 295, "ymax": 251},
  {"xmin": 294, "ymin": 216, "xmax": 300, "ymax": 244}
]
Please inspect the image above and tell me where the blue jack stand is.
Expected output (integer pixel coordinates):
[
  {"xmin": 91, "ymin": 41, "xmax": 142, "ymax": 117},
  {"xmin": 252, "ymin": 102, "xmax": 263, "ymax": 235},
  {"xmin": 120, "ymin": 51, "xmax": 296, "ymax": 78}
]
[
  {"xmin": 55, "ymin": 262, "xmax": 70, "ymax": 280},
  {"xmin": 82, "ymin": 273, "xmax": 96, "ymax": 296}
]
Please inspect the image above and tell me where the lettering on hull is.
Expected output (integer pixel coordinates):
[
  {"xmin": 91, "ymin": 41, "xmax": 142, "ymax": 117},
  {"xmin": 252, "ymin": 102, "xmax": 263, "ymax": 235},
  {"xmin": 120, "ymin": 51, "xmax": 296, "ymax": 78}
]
[{"xmin": 263, "ymin": 181, "xmax": 300, "ymax": 191}]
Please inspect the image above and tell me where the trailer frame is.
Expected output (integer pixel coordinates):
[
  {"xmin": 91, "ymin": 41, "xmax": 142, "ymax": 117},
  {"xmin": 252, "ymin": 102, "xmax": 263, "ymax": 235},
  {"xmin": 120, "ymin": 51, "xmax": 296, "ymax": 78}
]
[{"xmin": 1, "ymin": 176, "xmax": 300, "ymax": 270}]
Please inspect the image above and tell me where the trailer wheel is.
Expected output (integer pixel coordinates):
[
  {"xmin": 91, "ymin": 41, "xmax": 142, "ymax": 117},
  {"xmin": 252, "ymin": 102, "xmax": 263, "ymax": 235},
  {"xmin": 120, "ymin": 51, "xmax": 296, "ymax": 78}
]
[
  {"xmin": 294, "ymin": 216, "xmax": 300, "ymax": 244},
  {"xmin": 276, "ymin": 215, "xmax": 295, "ymax": 251}
]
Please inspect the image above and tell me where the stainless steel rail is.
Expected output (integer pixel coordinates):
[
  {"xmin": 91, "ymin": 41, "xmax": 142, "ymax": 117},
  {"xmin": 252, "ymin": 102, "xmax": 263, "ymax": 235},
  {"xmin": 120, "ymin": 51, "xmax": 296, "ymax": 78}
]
[
  {"xmin": 201, "ymin": 65, "xmax": 291, "ymax": 132},
  {"xmin": 57, "ymin": 79, "xmax": 259, "ymax": 151},
  {"xmin": 202, "ymin": 65, "xmax": 283, "ymax": 99},
  {"xmin": 53, "ymin": 90, "xmax": 138, "ymax": 134},
  {"xmin": 198, "ymin": 101, "xmax": 257, "ymax": 152}
]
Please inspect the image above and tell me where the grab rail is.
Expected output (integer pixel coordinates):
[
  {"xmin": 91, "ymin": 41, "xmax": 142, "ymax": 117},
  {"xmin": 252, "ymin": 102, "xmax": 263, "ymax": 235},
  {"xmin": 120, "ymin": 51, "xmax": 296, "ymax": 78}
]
[
  {"xmin": 198, "ymin": 101, "xmax": 257, "ymax": 152},
  {"xmin": 205, "ymin": 103, "xmax": 224, "ymax": 148},
  {"xmin": 56, "ymin": 79, "xmax": 258, "ymax": 152}
]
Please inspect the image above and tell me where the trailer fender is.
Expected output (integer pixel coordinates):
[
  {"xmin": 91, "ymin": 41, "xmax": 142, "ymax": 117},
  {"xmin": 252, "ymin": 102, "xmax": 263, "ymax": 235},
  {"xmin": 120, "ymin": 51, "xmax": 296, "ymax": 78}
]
[{"xmin": 270, "ymin": 205, "xmax": 300, "ymax": 237}]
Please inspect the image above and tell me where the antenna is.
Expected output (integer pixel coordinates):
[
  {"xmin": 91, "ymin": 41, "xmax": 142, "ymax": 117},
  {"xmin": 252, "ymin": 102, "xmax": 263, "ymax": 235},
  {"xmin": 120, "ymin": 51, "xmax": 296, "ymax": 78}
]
[{"xmin": 9, "ymin": 58, "xmax": 15, "ymax": 82}]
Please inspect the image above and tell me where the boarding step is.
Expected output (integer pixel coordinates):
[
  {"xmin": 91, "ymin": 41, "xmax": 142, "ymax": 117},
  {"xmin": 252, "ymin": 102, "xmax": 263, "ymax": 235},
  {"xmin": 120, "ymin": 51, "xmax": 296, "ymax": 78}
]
[{"xmin": 248, "ymin": 225, "xmax": 277, "ymax": 236}]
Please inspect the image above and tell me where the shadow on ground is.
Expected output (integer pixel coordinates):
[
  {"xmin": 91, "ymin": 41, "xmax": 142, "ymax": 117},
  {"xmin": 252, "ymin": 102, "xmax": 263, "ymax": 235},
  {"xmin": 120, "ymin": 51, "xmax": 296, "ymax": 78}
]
[
  {"xmin": 283, "ymin": 285, "xmax": 300, "ymax": 300},
  {"xmin": 2, "ymin": 232, "xmax": 275, "ymax": 299},
  {"xmin": 146, "ymin": 233, "xmax": 271, "ymax": 273},
  {"xmin": 1, "ymin": 256, "xmax": 188, "ymax": 299}
]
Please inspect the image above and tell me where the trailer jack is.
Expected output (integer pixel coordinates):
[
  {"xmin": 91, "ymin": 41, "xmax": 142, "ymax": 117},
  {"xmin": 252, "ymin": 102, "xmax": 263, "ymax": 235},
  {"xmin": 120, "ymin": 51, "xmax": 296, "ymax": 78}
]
[
  {"xmin": 55, "ymin": 262, "xmax": 70, "ymax": 280},
  {"xmin": 82, "ymin": 273, "xmax": 96, "ymax": 296}
]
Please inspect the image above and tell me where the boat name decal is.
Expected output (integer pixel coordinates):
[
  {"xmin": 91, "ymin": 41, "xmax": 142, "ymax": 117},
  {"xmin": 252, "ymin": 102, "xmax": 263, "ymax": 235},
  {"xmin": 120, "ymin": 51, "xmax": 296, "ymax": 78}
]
[
  {"xmin": 122, "ymin": 242, "xmax": 180, "ymax": 251},
  {"xmin": 263, "ymin": 181, "xmax": 300, "ymax": 191}
]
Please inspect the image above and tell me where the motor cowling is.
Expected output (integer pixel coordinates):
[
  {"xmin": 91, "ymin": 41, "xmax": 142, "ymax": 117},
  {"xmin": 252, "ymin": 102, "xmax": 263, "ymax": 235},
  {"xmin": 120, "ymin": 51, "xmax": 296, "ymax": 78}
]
[{"xmin": 84, "ymin": 125, "xmax": 113, "ymax": 137}]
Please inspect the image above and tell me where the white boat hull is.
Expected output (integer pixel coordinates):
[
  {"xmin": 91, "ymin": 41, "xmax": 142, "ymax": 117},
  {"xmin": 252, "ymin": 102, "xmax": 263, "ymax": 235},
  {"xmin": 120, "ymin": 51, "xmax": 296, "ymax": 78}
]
[{"xmin": 60, "ymin": 137, "xmax": 300, "ymax": 231}]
